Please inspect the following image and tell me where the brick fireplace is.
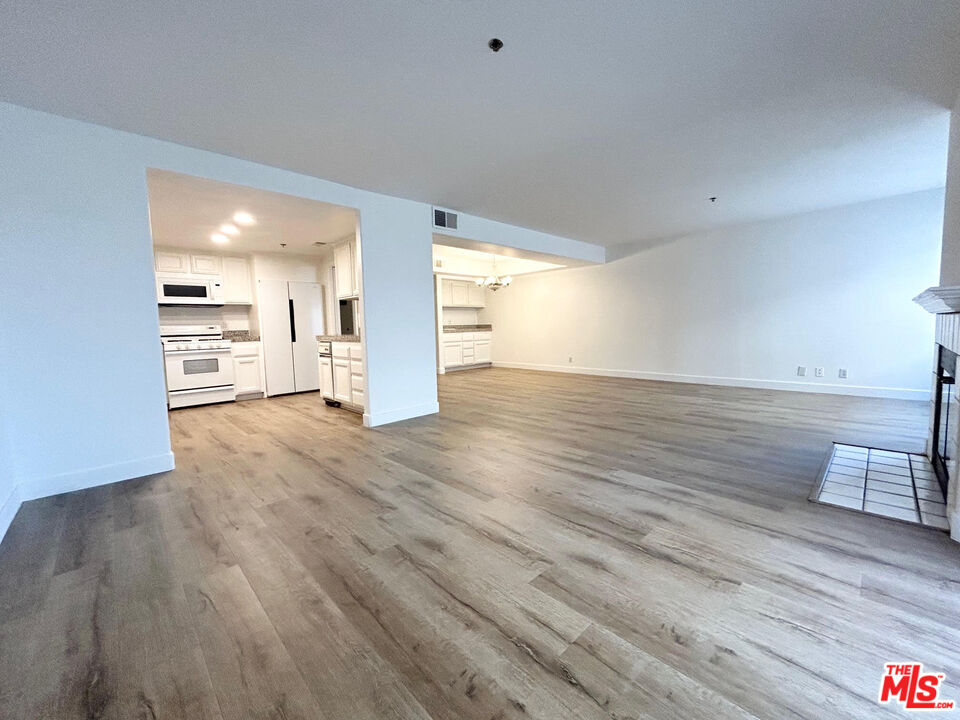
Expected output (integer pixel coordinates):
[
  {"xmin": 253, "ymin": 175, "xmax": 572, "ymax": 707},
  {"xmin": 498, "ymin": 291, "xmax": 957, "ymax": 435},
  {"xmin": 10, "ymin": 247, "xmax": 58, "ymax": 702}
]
[{"xmin": 914, "ymin": 287, "xmax": 960, "ymax": 541}]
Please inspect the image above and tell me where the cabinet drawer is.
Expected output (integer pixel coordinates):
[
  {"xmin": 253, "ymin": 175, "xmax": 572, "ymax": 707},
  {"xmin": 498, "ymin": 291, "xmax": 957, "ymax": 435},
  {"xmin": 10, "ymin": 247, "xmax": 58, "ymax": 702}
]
[
  {"xmin": 350, "ymin": 360, "xmax": 363, "ymax": 376},
  {"xmin": 351, "ymin": 388, "xmax": 365, "ymax": 406},
  {"xmin": 474, "ymin": 332, "xmax": 492, "ymax": 341},
  {"xmin": 351, "ymin": 373, "xmax": 364, "ymax": 391},
  {"xmin": 230, "ymin": 341, "xmax": 260, "ymax": 358},
  {"xmin": 332, "ymin": 343, "xmax": 351, "ymax": 359},
  {"xmin": 442, "ymin": 332, "xmax": 462, "ymax": 342},
  {"xmin": 349, "ymin": 344, "xmax": 363, "ymax": 360},
  {"xmin": 460, "ymin": 333, "xmax": 475, "ymax": 341}
]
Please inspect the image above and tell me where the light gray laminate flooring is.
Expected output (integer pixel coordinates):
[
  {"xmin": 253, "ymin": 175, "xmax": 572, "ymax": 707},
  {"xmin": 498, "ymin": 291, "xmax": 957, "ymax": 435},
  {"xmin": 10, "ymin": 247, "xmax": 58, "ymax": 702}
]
[{"xmin": 0, "ymin": 368, "xmax": 957, "ymax": 719}]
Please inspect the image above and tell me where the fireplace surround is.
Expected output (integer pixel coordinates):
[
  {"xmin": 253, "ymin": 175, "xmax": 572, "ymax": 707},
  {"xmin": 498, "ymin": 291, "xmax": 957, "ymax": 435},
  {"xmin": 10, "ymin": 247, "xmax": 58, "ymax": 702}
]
[
  {"xmin": 914, "ymin": 286, "xmax": 960, "ymax": 541},
  {"xmin": 930, "ymin": 344, "xmax": 956, "ymax": 499}
]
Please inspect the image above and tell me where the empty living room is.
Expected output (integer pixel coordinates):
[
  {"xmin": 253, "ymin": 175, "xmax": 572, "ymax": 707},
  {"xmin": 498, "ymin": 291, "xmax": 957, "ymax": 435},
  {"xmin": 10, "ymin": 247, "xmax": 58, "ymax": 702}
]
[{"xmin": 3, "ymin": 2, "xmax": 960, "ymax": 718}]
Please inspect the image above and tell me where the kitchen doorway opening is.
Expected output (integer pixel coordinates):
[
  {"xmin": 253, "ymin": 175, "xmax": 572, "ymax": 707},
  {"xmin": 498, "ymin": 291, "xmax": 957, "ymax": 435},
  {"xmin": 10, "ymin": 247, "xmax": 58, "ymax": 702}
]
[
  {"xmin": 431, "ymin": 234, "xmax": 567, "ymax": 376},
  {"xmin": 145, "ymin": 169, "xmax": 367, "ymax": 420}
]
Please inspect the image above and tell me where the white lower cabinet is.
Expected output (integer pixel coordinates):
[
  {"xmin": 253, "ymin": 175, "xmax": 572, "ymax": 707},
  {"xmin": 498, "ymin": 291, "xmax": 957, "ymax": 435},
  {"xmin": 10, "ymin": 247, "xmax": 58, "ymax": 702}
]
[
  {"xmin": 442, "ymin": 332, "xmax": 492, "ymax": 369},
  {"xmin": 443, "ymin": 341, "xmax": 463, "ymax": 367},
  {"xmin": 475, "ymin": 340, "xmax": 491, "ymax": 363},
  {"xmin": 231, "ymin": 342, "xmax": 263, "ymax": 397},
  {"xmin": 320, "ymin": 357, "xmax": 334, "ymax": 399},
  {"xmin": 330, "ymin": 342, "xmax": 364, "ymax": 409},
  {"xmin": 333, "ymin": 357, "xmax": 352, "ymax": 403}
]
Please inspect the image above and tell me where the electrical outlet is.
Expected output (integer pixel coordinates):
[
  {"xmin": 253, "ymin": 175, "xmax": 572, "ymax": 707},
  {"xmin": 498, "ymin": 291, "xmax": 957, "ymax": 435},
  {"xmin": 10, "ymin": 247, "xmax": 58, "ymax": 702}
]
[
  {"xmin": 797, "ymin": 366, "xmax": 806, "ymax": 377},
  {"xmin": 838, "ymin": 368, "xmax": 847, "ymax": 379},
  {"xmin": 815, "ymin": 367, "xmax": 824, "ymax": 378},
  {"xmin": 568, "ymin": 356, "xmax": 574, "ymax": 364}
]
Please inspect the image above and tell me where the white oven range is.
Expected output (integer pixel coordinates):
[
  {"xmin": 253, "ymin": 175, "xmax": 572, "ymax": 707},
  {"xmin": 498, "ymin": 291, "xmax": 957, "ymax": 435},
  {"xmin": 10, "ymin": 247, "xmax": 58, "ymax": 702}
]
[{"xmin": 160, "ymin": 324, "xmax": 234, "ymax": 409}]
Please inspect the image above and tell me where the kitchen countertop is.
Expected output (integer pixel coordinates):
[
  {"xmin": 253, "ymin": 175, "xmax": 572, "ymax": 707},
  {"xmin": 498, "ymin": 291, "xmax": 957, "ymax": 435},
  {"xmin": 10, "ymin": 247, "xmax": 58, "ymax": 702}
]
[
  {"xmin": 316, "ymin": 334, "xmax": 361, "ymax": 342},
  {"xmin": 443, "ymin": 324, "xmax": 492, "ymax": 333},
  {"xmin": 223, "ymin": 330, "xmax": 260, "ymax": 342}
]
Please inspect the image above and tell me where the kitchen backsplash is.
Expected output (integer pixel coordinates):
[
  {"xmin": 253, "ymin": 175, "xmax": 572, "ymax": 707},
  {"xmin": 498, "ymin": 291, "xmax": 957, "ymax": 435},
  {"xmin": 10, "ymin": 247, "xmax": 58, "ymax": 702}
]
[
  {"xmin": 158, "ymin": 305, "xmax": 252, "ymax": 331},
  {"xmin": 442, "ymin": 307, "xmax": 480, "ymax": 326}
]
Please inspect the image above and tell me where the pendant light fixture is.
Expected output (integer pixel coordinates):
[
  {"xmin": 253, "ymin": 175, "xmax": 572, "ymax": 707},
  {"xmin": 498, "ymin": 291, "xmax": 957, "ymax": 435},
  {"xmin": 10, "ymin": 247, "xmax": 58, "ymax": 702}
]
[{"xmin": 475, "ymin": 254, "xmax": 512, "ymax": 291}]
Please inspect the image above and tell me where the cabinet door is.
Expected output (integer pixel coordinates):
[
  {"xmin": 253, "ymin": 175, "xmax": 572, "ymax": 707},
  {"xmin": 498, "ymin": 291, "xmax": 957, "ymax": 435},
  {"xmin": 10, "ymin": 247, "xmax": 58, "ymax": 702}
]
[
  {"xmin": 155, "ymin": 250, "xmax": 189, "ymax": 273},
  {"xmin": 451, "ymin": 281, "xmax": 469, "ymax": 307},
  {"xmin": 441, "ymin": 279, "xmax": 454, "ymax": 306},
  {"xmin": 320, "ymin": 357, "xmax": 334, "ymax": 399},
  {"xmin": 335, "ymin": 243, "xmax": 355, "ymax": 298},
  {"xmin": 352, "ymin": 241, "xmax": 360, "ymax": 296},
  {"xmin": 467, "ymin": 283, "xmax": 485, "ymax": 308},
  {"xmin": 443, "ymin": 342, "xmax": 462, "ymax": 367},
  {"xmin": 233, "ymin": 356, "xmax": 262, "ymax": 395},
  {"xmin": 475, "ymin": 340, "xmax": 491, "ymax": 363},
  {"xmin": 190, "ymin": 253, "xmax": 222, "ymax": 275},
  {"xmin": 221, "ymin": 257, "xmax": 252, "ymax": 304},
  {"xmin": 333, "ymin": 358, "xmax": 352, "ymax": 403}
]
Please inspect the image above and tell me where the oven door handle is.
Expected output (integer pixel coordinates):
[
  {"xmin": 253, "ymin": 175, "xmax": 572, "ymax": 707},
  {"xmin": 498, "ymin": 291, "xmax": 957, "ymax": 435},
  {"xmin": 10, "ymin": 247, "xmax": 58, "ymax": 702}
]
[
  {"xmin": 168, "ymin": 385, "xmax": 235, "ymax": 395},
  {"xmin": 164, "ymin": 348, "xmax": 232, "ymax": 355}
]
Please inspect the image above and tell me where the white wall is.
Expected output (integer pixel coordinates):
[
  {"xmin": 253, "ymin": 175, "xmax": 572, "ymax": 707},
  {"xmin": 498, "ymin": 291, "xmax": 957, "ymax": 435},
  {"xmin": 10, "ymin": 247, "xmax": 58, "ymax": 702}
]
[
  {"xmin": 0, "ymin": 390, "xmax": 18, "ymax": 541},
  {"xmin": 940, "ymin": 92, "xmax": 960, "ymax": 285},
  {"xmin": 0, "ymin": 100, "xmax": 602, "ymax": 538},
  {"xmin": 484, "ymin": 190, "xmax": 944, "ymax": 399},
  {"xmin": 0, "ymin": 101, "xmax": 438, "ymax": 512}
]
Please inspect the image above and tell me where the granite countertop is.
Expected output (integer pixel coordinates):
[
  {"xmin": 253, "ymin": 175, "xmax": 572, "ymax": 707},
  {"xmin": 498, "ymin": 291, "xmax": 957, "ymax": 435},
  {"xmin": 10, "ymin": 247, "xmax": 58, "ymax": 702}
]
[
  {"xmin": 223, "ymin": 330, "xmax": 260, "ymax": 342},
  {"xmin": 443, "ymin": 324, "xmax": 492, "ymax": 333},
  {"xmin": 316, "ymin": 334, "xmax": 361, "ymax": 342}
]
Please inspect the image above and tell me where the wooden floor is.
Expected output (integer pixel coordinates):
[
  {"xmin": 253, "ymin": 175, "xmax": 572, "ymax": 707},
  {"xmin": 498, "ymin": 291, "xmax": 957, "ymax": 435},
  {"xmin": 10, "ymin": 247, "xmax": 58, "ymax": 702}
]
[{"xmin": 1, "ymin": 368, "xmax": 957, "ymax": 719}]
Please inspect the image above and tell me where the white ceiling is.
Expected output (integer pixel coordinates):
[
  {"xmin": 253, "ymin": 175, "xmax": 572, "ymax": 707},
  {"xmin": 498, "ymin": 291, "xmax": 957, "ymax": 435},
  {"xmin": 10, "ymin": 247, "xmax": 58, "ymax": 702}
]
[
  {"xmin": 2, "ymin": 2, "xmax": 959, "ymax": 246},
  {"xmin": 433, "ymin": 244, "xmax": 564, "ymax": 278},
  {"xmin": 146, "ymin": 170, "xmax": 357, "ymax": 254}
]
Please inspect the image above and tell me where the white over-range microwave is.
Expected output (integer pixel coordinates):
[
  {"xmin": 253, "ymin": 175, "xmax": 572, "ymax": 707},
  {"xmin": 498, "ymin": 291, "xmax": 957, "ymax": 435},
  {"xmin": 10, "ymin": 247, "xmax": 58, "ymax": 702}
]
[{"xmin": 156, "ymin": 273, "xmax": 224, "ymax": 306}]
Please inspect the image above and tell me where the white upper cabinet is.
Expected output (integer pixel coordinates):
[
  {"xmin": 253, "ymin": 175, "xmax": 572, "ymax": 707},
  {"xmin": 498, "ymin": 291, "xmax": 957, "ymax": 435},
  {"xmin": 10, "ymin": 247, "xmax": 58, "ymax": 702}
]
[
  {"xmin": 450, "ymin": 281, "xmax": 469, "ymax": 306},
  {"xmin": 335, "ymin": 240, "xmax": 359, "ymax": 298},
  {"xmin": 221, "ymin": 256, "xmax": 253, "ymax": 304},
  {"xmin": 467, "ymin": 283, "xmax": 486, "ymax": 308},
  {"xmin": 155, "ymin": 250, "xmax": 190, "ymax": 274},
  {"xmin": 440, "ymin": 278, "xmax": 486, "ymax": 308},
  {"xmin": 190, "ymin": 253, "xmax": 222, "ymax": 275}
]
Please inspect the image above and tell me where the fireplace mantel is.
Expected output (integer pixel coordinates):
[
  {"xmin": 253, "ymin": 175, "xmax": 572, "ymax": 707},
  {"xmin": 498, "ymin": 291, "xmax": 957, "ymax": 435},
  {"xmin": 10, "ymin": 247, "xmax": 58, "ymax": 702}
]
[{"xmin": 913, "ymin": 285, "xmax": 960, "ymax": 314}]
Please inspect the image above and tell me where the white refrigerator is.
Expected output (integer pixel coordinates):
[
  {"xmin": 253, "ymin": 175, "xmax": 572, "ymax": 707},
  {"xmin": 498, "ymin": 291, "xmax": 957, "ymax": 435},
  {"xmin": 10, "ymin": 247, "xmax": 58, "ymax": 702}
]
[{"xmin": 258, "ymin": 279, "xmax": 325, "ymax": 396}]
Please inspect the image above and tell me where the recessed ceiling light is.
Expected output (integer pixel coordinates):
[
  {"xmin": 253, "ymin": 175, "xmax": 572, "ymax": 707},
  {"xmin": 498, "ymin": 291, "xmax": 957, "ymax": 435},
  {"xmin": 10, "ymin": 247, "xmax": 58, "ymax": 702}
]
[
  {"xmin": 219, "ymin": 223, "xmax": 239, "ymax": 235},
  {"xmin": 211, "ymin": 232, "xmax": 229, "ymax": 244},
  {"xmin": 233, "ymin": 211, "xmax": 256, "ymax": 226}
]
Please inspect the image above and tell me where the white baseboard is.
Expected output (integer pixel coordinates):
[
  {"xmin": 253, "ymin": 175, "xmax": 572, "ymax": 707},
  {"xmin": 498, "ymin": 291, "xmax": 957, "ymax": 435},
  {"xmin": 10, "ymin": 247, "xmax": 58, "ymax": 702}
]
[
  {"xmin": 363, "ymin": 401, "xmax": 440, "ymax": 428},
  {"xmin": 0, "ymin": 484, "xmax": 21, "ymax": 547},
  {"xmin": 20, "ymin": 451, "xmax": 176, "ymax": 502},
  {"xmin": 492, "ymin": 361, "xmax": 929, "ymax": 401}
]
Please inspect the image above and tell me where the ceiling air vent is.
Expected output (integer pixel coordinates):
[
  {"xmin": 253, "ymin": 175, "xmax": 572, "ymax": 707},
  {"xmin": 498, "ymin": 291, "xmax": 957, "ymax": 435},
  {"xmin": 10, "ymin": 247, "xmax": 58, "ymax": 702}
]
[{"xmin": 433, "ymin": 208, "xmax": 458, "ymax": 230}]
